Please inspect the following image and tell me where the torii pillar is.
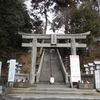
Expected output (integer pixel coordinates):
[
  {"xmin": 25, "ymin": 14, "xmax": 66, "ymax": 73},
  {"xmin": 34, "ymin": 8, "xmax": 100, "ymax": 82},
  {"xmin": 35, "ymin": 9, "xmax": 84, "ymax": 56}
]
[
  {"xmin": 29, "ymin": 38, "xmax": 37, "ymax": 85},
  {"xmin": 71, "ymin": 37, "xmax": 76, "ymax": 55}
]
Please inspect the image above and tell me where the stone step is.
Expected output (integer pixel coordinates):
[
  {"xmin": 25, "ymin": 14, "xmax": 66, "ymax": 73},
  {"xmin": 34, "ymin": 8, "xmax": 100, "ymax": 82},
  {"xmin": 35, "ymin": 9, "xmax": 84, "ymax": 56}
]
[
  {"xmin": 8, "ymin": 87, "xmax": 99, "ymax": 96},
  {"xmin": 7, "ymin": 84, "xmax": 100, "ymax": 99},
  {"xmin": 9, "ymin": 87, "xmax": 97, "ymax": 92},
  {"xmin": 8, "ymin": 91, "xmax": 99, "ymax": 96},
  {"xmin": 6, "ymin": 93, "xmax": 100, "ymax": 100},
  {"xmin": 9, "ymin": 89, "xmax": 97, "ymax": 93},
  {"xmin": 8, "ymin": 91, "xmax": 100, "ymax": 98}
]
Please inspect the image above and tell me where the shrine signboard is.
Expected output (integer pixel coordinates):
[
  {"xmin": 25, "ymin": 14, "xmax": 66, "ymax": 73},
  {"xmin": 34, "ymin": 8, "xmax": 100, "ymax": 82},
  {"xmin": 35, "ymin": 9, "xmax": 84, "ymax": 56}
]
[
  {"xmin": 70, "ymin": 55, "xmax": 81, "ymax": 82},
  {"xmin": 51, "ymin": 34, "xmax": 57, "ymax": 44}
]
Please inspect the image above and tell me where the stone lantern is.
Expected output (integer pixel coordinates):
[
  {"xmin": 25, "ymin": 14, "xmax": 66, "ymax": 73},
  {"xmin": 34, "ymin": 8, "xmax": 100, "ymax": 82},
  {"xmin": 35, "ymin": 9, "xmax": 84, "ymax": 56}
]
[
  {"xmin": 88, "ymin": 63, "xmax": 95, "ymax": 74},
  {"xmin": 84, "ymin": 64, "xmax": 89, "ymax": 75}
]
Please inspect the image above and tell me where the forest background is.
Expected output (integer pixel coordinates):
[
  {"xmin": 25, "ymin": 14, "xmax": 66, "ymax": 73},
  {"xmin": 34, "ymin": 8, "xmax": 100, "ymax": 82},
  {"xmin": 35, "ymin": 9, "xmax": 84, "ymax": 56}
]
[{"xmin": 0, "ymin": 0, "xmax": 100, "ymax": 75}]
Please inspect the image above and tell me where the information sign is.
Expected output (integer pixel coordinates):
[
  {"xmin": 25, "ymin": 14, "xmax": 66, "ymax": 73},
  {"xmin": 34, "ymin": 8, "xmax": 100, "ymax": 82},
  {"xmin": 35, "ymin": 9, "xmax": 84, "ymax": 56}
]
[{"xmin": 70, "ymin": 55, "xmax": 81, "ymax": 82}]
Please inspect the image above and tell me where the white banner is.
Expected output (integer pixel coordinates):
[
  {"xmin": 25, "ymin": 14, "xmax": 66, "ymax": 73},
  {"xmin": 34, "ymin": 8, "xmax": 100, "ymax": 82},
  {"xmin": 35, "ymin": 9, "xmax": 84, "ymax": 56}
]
[
  {"xmin": 70, "ymin": 55, "xmax": 81, "ymax": 82},
  {"xmin": 8, "ymin": 59, "xmax": 16, "ymax": 82},
  {"xmin": 0, "ymin": 61, "xmax": 2, "ymax": 78}
]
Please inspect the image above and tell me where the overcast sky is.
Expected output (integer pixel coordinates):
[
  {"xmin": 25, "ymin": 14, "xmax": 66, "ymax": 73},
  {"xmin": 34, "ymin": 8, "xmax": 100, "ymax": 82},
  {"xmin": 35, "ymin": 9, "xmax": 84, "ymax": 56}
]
[
  {"xmin": 24, "ymin": 0, "xmax": 98, "ymax": 34},
  {"xmin": 23, "ymin": 0, "xmax": 66, "ymax": 34}
]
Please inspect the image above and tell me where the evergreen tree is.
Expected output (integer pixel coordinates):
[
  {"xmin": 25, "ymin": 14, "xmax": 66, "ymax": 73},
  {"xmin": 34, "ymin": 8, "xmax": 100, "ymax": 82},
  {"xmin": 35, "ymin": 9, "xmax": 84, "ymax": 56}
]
[
  {"xmin": 0, "ymin": 0, "xmax": 31, "ymax": 49},
  {"xmin": 70, "ymin": 6, "xmax": 100, "ymax": 36}
]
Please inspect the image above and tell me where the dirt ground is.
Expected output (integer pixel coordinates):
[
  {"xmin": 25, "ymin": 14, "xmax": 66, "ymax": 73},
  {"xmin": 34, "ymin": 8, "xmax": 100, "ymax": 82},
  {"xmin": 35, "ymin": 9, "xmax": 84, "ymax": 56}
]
[
  {"xmin": 15, "ymin": 49, "xmax": 41, "ymax": 74},
  {"xmin": 16, "ymin": 51, "xmax": 31, "ymax": 74}
]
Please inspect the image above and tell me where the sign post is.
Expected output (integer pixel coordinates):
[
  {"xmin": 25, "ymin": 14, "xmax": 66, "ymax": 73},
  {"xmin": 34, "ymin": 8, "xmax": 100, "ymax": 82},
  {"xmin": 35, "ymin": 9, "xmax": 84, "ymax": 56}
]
[{"xmin": 70, "ymin": 55, "xmax": 81, "ymax": 88}]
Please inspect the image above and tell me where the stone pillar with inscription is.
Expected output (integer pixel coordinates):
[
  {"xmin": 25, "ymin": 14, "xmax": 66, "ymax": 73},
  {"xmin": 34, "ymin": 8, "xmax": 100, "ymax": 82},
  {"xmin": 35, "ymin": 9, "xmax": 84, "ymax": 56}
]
[
  {"xmin": 0, "ymin": 62, "xmax": 2, "ymax": 91},
  {"xmin": 29, "ymin": 38, "xmax": 37, "ymax": 85},
  {"xmin": 7, "ymin": 59, "xmax": 18, "ymax": 87},
  {"xmin": 94, "ymin": 61, "xmax": 100, "ymax": 89},
  {"xmin": 98, "ymin": 0, "xmax": 100, "ymax": 17},
  {"xmin": 0, "ymin": 61, "xmax": 2, "ymax": 78}
]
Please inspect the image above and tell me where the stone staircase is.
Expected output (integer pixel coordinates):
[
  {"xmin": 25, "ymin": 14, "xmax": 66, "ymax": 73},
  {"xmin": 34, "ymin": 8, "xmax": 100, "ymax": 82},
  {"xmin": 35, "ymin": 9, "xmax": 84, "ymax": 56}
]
[
  {"xmin": 7, "ymin": 84, "xmax": 100, "ymax": 99},
  {"xmin": 39, "ymin": 49, "xmax": 64, "ymax": 84}
]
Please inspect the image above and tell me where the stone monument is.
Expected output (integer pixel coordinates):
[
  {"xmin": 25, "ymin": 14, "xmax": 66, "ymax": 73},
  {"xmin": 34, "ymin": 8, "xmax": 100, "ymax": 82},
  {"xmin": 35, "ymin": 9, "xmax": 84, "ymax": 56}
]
[
  {"xmin": 94, "ymin": 61, "xmax": 100, "ymax": 89},
  {"xmin": 7, "ymin": 59, "xmax": 18, "ymax": 87},
  {"xmin": 0, "ymin": 61, "xmax": 2, "ymax": 78}
]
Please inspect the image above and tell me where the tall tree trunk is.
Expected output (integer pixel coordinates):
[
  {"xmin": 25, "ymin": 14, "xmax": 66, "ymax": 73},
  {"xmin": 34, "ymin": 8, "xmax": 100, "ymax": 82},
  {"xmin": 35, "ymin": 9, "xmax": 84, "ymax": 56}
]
[
  {"xmin": 40, "ymin": 6, "xmax": 48, "ymax": 56},
  {"xmin": 44, "ymin": 8, "xmax": 47, "ymax": 34}
]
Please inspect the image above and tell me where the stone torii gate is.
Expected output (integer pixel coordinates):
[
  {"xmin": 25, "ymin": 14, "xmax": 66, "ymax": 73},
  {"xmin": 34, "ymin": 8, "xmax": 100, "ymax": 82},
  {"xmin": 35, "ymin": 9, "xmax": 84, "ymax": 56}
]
[{"xmin": 20, "ymin": 31, "xmax": 90, "ymax": 85}]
